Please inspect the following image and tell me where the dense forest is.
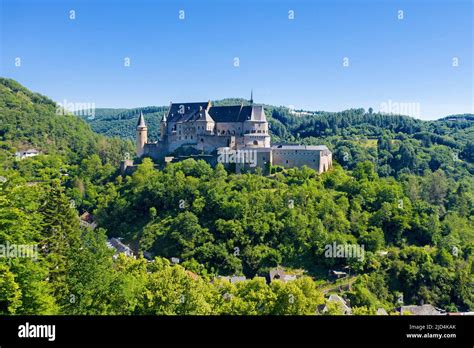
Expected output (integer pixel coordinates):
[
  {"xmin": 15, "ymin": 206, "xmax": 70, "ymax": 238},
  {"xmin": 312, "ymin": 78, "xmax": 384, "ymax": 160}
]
[{"xmin": 0, "ymin": 78, "xmax": 472, "ymax": 315}]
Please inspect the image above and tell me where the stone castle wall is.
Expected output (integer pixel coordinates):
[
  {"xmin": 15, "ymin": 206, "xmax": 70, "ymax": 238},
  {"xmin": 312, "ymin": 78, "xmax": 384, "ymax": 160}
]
[
  {"xmin": 143, "ymin": 142, "xmax": 168, "ymax": 160},
  {"xmin": 272, "ymin": 148, "xmax": 332, "ymax": 173}
]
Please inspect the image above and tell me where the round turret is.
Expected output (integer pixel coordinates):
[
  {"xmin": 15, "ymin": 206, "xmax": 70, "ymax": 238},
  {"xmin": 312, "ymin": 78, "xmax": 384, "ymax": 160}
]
[{"xmin": 136, "ymin": 112, "xmax": 148, "ymax": 157}]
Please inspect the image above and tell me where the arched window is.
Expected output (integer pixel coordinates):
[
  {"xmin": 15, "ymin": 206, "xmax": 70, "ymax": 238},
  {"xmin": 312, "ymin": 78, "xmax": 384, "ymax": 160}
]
[{"xmin": 253, "ymin": 140, "xmax": 258, "ymax": 146}]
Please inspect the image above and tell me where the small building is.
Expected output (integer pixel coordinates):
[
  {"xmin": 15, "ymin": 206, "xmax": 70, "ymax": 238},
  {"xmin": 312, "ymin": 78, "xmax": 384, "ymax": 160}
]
[
  {"xmin": 398, "ymin": 304, "xmax": 445, "ymax": 315},
  {"xmin": 186, "ymin": 270, "xmax": 199, "ymax": 281},
  {"xmin": 119, "ymin": 159, "xmax": 136, "ymax": 175},
  {"xmin": 268, "ymin": 268, "xmax": 298, "ymax": 283},
  {"xmin": 217, "ymin": 275, "xmax": 247, "ymax": 284},
  {"xmin": 229, "ymin": 276, "xmax": 246, "ymax": 284},
  {"xmin": 107, "ymin": 238, "xmax": 134, "ymax": 258},
  {"xmin": 329, "ymin": 270, "xmax": 348, "ymax": 279},
  {"xmin": 79, "ymin": 211, "xmax": 97, "ymax": 230},
  {"xmin": 321, "ymin": 294, "xmax": 352, "ymax": 315},
  {"xmin": 15, "ymin": 149, "xmax": 40, "ymax": 160}
]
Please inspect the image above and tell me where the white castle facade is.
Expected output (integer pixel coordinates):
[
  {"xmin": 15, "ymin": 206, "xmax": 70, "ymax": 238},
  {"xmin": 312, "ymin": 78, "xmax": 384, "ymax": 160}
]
[{"xmin": 134, "ymin": 97, "xmax": 332, "ymax": 174}]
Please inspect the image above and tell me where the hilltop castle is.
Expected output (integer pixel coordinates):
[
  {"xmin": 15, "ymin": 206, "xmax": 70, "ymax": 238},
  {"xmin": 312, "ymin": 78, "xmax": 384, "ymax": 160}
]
[{"xmin": 134, "ymin": 95, "xmax": 332, "ymax": 174}]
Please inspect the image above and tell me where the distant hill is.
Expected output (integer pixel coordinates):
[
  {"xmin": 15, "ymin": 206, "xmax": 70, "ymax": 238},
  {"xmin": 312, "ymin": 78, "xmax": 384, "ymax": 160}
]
[
  {"xmin": 76, "ymin": 106, "xmax": 167, "ymax": 141},
  {"xmin": 436, "ymin": 114, "xmax": 474, "ymax": 122}
]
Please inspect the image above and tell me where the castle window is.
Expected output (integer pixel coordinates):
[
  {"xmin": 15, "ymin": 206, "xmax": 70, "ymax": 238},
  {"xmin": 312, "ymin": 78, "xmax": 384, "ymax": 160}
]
[{"xmin": 253, "ymin": 140, "xmax": 258, "ymax": 146}]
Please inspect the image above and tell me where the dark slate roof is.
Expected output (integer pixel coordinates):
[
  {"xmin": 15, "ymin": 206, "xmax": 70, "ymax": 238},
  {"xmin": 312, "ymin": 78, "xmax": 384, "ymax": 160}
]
[
  {"xmin": 399, "ymin": 305, "xmax": 445, "ymax": 315},
  {"xmin": 167, "ymin": 102, "xmax": 255, "ymax": 123},
  {"xmin": 167, "ymin": 102, "xmax": 210, "ymax": 122},
  {"xmin": 137, "ymin": 112, "xmax": 146, "ymax": 127},
  {"xmin": 208, "ymin": 105, "xmax": 252, "ymax": 123},
  {"xmin": 107, "ymin": 238, "xmax": 133, "ymax": 254}
]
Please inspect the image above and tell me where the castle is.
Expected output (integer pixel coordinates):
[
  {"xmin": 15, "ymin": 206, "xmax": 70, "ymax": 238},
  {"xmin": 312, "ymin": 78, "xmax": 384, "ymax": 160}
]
[{"xmin": 133, "ymin": 95, "xmax": 332, "ymax": 174}]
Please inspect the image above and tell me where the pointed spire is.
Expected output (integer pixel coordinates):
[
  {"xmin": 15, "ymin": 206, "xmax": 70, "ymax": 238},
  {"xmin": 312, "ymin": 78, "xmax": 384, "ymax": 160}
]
[
  {"xmin": 137, "ymin": 111, "xmax": 146, "ymax": 128},
  {"xmin": 250, "ymin": 89, "xmax": 253, "ymax": 105}
]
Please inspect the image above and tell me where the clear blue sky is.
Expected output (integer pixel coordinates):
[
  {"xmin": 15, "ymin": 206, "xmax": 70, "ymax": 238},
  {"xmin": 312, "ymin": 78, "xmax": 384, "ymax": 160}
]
[{"xmin": 1, "ymin": 0, "xmax": 472, "ymax": 119}]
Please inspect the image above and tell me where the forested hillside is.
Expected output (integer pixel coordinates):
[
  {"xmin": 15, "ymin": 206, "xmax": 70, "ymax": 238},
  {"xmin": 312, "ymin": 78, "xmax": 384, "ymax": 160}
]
[
  {"xmin": 77, "ymin": 106, "xmax": 167, "ymax": 140},
  {"xmin": 0, "ymin": 79, "xmax": 472, "ymax": 315},
  {"xmin": 0, "ymin": 78, "xmax": 133, "ymax": 165}
]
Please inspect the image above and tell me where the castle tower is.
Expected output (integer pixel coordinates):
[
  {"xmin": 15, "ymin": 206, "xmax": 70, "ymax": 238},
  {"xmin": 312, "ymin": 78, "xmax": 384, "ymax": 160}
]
[
  {"xmin": 160, "ymin": 112, "xmax": 167, "ymax": 141},
  {"xmin": 136, "ymin": 111, "xmax": 147, "ymax": 157}
]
